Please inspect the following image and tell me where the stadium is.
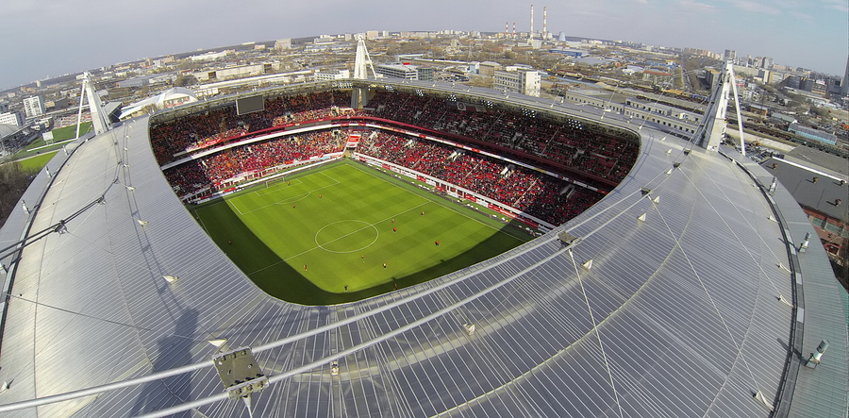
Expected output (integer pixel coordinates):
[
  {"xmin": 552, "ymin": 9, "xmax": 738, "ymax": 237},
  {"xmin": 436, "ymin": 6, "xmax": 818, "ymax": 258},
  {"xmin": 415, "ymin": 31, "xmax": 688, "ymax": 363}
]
[{"xmin": 0, "ymin": 76, "xmax": 846, "ymax": 417}]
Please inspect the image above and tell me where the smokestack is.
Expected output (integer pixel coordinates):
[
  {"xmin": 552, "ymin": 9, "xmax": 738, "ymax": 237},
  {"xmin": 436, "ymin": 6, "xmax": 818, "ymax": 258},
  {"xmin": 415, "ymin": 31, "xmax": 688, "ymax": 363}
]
[
  {"xmin": 512, "ymin": 22, "xmax": 516, "ymax": 37},
  {"xmin": 505, "ymin": 21, "xmax": 509, "ymax": 36},
  {"xmin": 530, "ymin": 4, "xmax": 535, "ymax": 39},
  {"xmin": 543, "ymin": 6, "xmax": 548, "ymax": 39}
]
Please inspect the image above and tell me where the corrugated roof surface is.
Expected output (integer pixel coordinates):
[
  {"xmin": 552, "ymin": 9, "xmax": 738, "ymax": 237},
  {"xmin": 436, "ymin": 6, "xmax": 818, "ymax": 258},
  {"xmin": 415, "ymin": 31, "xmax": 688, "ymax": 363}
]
[
  {"xmin": 0, "ymin": 85, "xmax": 843, "ymax": 417},
  {"xmin": 762, "ymin": 157, "xmax": 849, "ymax": 223}
]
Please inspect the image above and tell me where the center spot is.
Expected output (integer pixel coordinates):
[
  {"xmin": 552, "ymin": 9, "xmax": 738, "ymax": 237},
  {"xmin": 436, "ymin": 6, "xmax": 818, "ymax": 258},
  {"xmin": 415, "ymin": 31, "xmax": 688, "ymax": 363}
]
[{"xmin": 314, "ymin": 220, "xmax": 379, "ymax": 253}]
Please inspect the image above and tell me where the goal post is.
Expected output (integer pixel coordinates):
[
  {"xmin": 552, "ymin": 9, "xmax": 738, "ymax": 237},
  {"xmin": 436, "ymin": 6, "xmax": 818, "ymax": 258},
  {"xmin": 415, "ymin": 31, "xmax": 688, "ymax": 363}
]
[{"xmin": 265, "ymin": 176, "xmax": 285, "ymax": 188}]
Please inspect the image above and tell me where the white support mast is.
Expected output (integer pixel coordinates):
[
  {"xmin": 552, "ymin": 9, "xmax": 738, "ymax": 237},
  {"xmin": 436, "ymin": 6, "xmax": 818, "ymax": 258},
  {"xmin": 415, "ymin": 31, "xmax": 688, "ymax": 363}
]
[
  {"xmin": 727, "ymin": 64, "xmax": 747, "ymax": 157},
  {"xmin": 692, "ymin": 60, "xmax": 746, "ymax": 156},
  {"xmin": 353, "ymin": 36, "xmax": 378, "ymax": 80},
  {"xmin": 74, "ymin": 72, "xmax": 111, "ymax": 139}
]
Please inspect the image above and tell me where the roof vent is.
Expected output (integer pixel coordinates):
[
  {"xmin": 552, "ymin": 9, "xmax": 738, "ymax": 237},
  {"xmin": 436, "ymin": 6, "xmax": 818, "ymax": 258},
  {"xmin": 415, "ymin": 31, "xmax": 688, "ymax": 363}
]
[
  {"xmin": 798, "ymin": 232, "xmax": 810, "ymax": 253},
  {"xmin": 581, "ymin": 259, "xmax": 593, "ymax": 270},
  {"xmin": 637, "ymin": 213, "xmax": 647, "ymax": 222},
  {"xmin": 804, "ymin": 339, "xmax": 830, "ymax": 369}
]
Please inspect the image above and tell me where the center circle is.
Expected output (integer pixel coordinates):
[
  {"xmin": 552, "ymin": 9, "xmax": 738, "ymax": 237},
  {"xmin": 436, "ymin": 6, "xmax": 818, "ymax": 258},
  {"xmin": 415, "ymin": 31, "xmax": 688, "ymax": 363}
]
[{"xmin": 314, "ymin": 220, "xmax": 379, "ymax": 253}]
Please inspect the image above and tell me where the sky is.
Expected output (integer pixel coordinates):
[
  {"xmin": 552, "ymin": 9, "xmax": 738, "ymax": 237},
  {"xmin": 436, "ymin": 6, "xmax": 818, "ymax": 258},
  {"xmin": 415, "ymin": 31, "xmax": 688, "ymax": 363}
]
[{"xmin": 1, "ymin": 0, "xmax": 847, "ymax": 91}]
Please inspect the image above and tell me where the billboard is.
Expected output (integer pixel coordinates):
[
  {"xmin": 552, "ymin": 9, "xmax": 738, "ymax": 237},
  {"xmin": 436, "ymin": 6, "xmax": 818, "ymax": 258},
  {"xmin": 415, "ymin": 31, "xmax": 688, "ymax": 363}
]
[{"xmin": 236, "ymin": 95, "xmax": 264, "ymax": 116}]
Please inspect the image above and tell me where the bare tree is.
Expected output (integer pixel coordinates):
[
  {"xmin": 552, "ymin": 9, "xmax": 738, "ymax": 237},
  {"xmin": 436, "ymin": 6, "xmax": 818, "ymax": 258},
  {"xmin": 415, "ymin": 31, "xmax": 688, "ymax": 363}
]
[{"xmin": 0, "ymin": 162, "xmax": 32, "ymax": 228}]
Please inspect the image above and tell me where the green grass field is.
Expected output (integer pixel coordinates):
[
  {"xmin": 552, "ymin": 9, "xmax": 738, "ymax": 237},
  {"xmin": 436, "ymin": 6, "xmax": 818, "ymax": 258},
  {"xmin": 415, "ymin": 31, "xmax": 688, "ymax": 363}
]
[
  {"xmin": 9, "ymin": 122, "xmax": 93, "ymax": 161},
  {"xmin": 17, "ymin": 152, "xmax": 58, "ymax": 173},
  {"xmin": 191, "ymin": 160, "xmax": 532, "ymax": 305},
  {"xmin": 50, "ymin": 122, "xmax": 93, "ymax": 142}
]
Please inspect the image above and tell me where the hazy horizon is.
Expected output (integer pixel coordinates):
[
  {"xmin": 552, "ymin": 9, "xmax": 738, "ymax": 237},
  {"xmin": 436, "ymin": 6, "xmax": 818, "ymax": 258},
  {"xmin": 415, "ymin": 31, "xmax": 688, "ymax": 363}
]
[{"xmin": 1, "ymin": 0, "xmax": 847, "ymax": 91}]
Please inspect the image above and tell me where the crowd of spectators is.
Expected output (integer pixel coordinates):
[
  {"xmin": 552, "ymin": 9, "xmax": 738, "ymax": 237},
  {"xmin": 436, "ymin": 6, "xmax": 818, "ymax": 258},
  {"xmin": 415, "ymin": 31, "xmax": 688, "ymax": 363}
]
[
  {"xmin": 165, "ymin": 130, "xmax": 343, "ymax": 198},
  {"xmin": 365, "ymin": 90, "xmax": 638, "ymax": 183},
  {"xmin": 155, "ymin": 87, "xmax": 640, "ymax": 224},
  {"xmin": 357, "ymin": 130, "xmax": 601, "ymax": 225},
  {"xmin": 150, "ymin": 91, "xmax": 352, "ymax": 164}
]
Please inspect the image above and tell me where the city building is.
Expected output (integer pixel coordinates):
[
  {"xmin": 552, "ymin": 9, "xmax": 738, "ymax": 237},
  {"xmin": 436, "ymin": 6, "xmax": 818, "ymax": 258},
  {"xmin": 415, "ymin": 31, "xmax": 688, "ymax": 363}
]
[
  {"xmin": 23, "ymin": 95, "xmax": 44, "ymax": 118},
  {"xmin": 314, "ymin": 69, "xmax": 351, "ymax": 81},
  {"xmin": 0, "ymin": 111, "xmax": 22, "ymax": 128},
  {"xmin": 192, "ymin": 63, "xmax": 279, "ymax": 82},
  {"xmin": 375, "ymin": 63, "xmax": 433, "ymax": 81},
  {"xmin": 642, "ymin": 69, "xmax": 674, "ymax": 86},
  {"xmin": 494, "ymin": 66, "xmax": 541, "ymax": 97},
  {"xmin": 724, "ymin": 49, "xmax": 736, "ymax": 62},
  {"xmin": 789, "ymin": 122, "xmax": 838, "ymax": 145},
  {"xmin": 477, "ymin": 61, "xmax": 502, "ymax": 77},
  {"xmin": 274, "ymin": 38, "xmax": 292, "ymax": 50},
  {"xmin": 626, "ymin": 98, "xmax": 702, "ymax": 123},
  {"xmin": 189, "ymin": 50, "xmax": 232, "ymax": 62},
  {"xmin": 548, "ymin": 49, "xmax": 587, "ymax": 58}
]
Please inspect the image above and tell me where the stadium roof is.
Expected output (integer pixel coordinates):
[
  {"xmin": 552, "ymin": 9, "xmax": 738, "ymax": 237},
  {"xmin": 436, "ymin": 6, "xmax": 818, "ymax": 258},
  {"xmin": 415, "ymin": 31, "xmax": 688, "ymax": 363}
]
[
  {"xmin": 0, "ymin": 81, "xmax": 845, "ymax": 417},
  {"xmin": 762, "ymin": 157, "xmax": 849, "ymax": 222},
  {"xmin": 0, "ymin": 123, "xmax": 19, "ymax": 138},
  {"xmin": 119, "ymin": 87, "xmax": 198, "ymax": 119}
]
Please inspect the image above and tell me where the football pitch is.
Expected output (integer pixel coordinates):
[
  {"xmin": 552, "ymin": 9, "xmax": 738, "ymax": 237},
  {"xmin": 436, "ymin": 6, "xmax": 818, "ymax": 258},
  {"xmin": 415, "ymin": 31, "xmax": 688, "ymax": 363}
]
[{"xmin": 190, "ymin": 160, "xmax": 533, "ymax": 305}]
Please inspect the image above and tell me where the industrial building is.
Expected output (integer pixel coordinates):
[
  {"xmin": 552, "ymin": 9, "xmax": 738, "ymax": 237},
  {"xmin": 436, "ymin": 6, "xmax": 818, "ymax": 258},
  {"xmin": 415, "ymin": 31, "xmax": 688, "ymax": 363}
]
[
  {"xmin": 494, "ymin": 66, "xmax": 541, "ymax": 97},
  {"xmin": 789, "ymin": 122, "xmax": 839, "ymax": 146},
  {"xmin": 375, "ymin": 63, "xmax": 434, "ymax": 81}
]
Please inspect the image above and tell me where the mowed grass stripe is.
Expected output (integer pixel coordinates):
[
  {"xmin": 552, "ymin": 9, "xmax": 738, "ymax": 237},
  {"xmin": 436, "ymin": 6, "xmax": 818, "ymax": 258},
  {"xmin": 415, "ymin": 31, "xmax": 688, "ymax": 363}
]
[{"xmin": 191, "ymin": 159, "xmax": 531, "ymax": 305}]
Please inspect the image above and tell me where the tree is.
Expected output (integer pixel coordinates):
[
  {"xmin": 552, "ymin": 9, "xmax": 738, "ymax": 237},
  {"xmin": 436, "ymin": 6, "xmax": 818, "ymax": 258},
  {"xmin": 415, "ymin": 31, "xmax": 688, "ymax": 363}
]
[
  {"xmin": 0, "ymin": 162, "xmax": 33, "ymax": 227},
  {"xmin": 174, "ymin": 74, "xmax": 198, "ymax": 87}
]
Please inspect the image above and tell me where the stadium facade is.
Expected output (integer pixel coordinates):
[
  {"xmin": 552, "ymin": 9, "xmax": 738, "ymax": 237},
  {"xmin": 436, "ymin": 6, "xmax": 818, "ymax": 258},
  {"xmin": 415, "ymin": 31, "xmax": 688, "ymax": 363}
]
[{"xmin": 0, "ymin": 79, "xmax": 846, "ymax": 417}]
